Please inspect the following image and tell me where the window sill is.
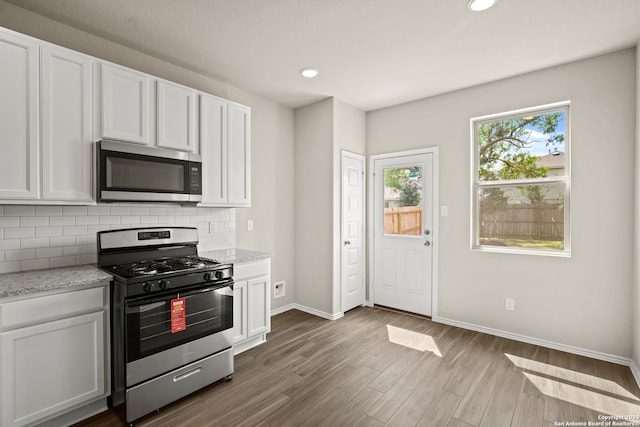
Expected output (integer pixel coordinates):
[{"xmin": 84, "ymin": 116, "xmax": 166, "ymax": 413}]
[{"xmin": 471, "ymin": 245, "xmax": 571, "ymax": 258}]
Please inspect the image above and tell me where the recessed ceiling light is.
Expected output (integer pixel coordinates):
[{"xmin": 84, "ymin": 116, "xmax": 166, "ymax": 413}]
[
  {"xmin": 300, "ymin": 68, "xmax": 319, "ymax": 78},
  {"xmin": 468, "ymin": 0, "xmax": 497, "ymax": 12}
]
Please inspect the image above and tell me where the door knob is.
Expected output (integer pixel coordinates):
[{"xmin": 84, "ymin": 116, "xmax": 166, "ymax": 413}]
[
  {"xmin": 344, "ymin": 240, "xmax": 351, "ymax": 245},
  {"xmin": 424, "ymin": 241, "xmax": 431, "ymax": 247}
]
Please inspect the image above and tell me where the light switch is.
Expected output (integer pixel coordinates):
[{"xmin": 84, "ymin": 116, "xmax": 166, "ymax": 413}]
[{"xmin": 440, "ymin": 206, "xmax": 449, "ymax": 217}]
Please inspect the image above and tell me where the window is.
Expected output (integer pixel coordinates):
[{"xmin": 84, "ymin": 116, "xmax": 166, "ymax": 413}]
[{"xmin": 471, "ymin": 102, "xmax": 570, "ymax": 255}]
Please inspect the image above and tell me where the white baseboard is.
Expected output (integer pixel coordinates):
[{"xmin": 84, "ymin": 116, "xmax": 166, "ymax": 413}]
[
  {"xmin": 630, "ymin": 360, "xmax": 640, "ymax": 389},
  {"xmin": 271, "ymin": 303, "xmax": 343, "ymax": 321},
  {"xmin": 433, "ymin": 315, "xmax": 632, "ymax": 366},
  {"xmin": 271, "ymin": 303, "xmax": 296, "ymax": 316}
]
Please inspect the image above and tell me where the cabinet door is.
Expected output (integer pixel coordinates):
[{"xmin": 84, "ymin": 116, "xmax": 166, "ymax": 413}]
[
  {"xmin": 200, "ymin": 94, "xmax": 227, "ymax": 205},
  {"xmin": 101, "ymin": 63, "xmax": 150, "ymax": 144},
  {"xmin": 247, "ymin": 276, "xmax": 270, "ymax": 337},
  {"xmin": 0, "ymin": 30, "xmax": 39, "ymax": 199},
  {"xmin": 0, "ymin": 311, "xmax": 106, "ymax": 427},
  {"xmin": 233, "ymin": 280, "xmax": 248, "ymax": 344},
  {"xmin": 227, "ymin": 103, "xmax": 251, "ymax": 206},
  {"xmin": 157, "ymin": 80, "xmax": 196, "ymax": 152},
  {"xmin": 41, "ymin": 45, "xmax": 93, "ymax": 201}
]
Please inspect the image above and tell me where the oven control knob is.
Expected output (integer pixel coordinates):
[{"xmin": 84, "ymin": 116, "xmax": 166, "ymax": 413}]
[
  {"xmin": 215, "ymin": 270, "xmax": 224, "ymax": 280},
  {"xmin": 143, "ymin": 282, "xmax": 152, "ymax": 293},
  {"xmin": 159, "ymin": 279, "xmax": 170, "ymax": 290},
  {"xmin": 204, "ymin": 272, "xmax": 212, "ymax": 282}
]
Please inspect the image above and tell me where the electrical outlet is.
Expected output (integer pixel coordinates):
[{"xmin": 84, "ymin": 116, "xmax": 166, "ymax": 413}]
[
  {"xmin": 274, "ymin": 281, "xmax": 285, "ymax": 299},
  {"xmin": 440, "ymin": 205, "xmax": 449, "ymax": 217},
  {"xmin": 247, "ymin": 220, "xmax": 254, "ymax": 231},
  {"xmin": 505, "ymin": 297, "xmax": 515, "ymax": 311}
]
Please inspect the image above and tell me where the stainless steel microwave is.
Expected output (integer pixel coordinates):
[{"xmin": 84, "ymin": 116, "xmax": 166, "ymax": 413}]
[{"xmin": 97, "ymin": 140, "xmax": 202, "ymax": 203}]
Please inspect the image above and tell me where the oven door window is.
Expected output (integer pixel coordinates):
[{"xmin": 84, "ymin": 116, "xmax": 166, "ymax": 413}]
[{"xmin": 125, "ymin": 284, "xmax": 233, "ymax": 362}]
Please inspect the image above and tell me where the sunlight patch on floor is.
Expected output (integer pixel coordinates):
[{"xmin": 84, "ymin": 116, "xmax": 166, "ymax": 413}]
[
  {"xmin": 506, "ymin": 353, "xmax": 639, "ymax": 401},
  {"xmin": 523, "ymin": 372, "xmax": 640, "ymax": 421},
  {"xmin": 386, "ymin": 324, "xmax": 442, "ymax": 356},
  {"xmin": 505, "ymin": 353, "xmax": 640, "ymax": 421}
]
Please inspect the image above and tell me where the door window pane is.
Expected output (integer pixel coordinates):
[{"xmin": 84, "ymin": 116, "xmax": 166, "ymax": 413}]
[{"xmin": 383, "ymin": 166, "xmax": 422, "ymax": 236}]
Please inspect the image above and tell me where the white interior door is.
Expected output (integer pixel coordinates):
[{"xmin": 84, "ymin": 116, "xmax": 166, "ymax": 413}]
[
  {"xmin": 342, "ymin": 152, "xmax": 365, "ymax": 312},
  {"xmin": 373, "ymin": 152, "xmax": 433, "ymax": 316}
]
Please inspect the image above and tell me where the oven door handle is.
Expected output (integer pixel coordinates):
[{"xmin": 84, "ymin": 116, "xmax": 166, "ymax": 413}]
[
  {"xmin": 127, "ymin": 281, "xmax": 233, "ymax": 305},
  {"xmin": 173, "ymin": 366, "xmax": 202, "ymax": 383}
]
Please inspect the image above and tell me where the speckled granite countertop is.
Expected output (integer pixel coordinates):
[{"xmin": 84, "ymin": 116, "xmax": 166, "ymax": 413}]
[
  {"xmin": 0, "ymin": 249, "xmax": 268, "ymax": 301},
  {"xmin": 200, "ymin": 248, "xmax": 271, "ymax": 265},
  {"xmin": 0, "ymin": 265, "xmax": 112, "ymax": 300}
]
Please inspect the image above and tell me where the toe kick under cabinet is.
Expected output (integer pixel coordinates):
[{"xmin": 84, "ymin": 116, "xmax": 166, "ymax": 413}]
[
  {"xmin": 232, "ymin": 258, "xmax": 271, "ymax": 355},
  {"xmin": 0, "ymin": 286, "xmax": 110, "ymax": 427}
]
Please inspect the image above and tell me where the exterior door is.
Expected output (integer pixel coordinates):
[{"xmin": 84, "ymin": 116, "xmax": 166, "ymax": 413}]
[
  {"xmin": 372, "ymin": 151, "xmax": 434, "ymax": 316},
  {"xmin": 342, "ymin": 152, "xmax": 365, "ymax": 312}
]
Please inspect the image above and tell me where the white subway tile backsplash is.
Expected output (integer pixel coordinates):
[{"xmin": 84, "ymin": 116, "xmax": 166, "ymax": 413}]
[
  {"xmin": 63, "ymin": 206, "xmax": 88, "ymax": 216},
  {"xmin": 6, "ymin": 249, "xmax": 36, "ymax": 261},
  {"xmin": 36, "ymin": 206, "xmax": 62, "ymax": 216},
  {"xmin": 50, "ymin": 236, "xmax": 77, "ymax": 247},
  {"xmin": 20, "ymin": 238, "xmax": 50, "ymax": 249},
  {"xmin": 21, "ymin": 258, "xmax": 50, "ymax": 271},
  {"xmin": 76, "ymin": 216, "xmax": 99, "ymax": 225},
  {"xmin": 76, "ymin": 253, "xmax": 97, "ymax": 264},
  {"xmin": 50, "ymin": 256, "xmax": 76, "ymax": 268},
  {"xmin": 76, "ymin": 235, "xmax": 97, "ymax": 246},
  {"xmin": 50, "ymin": 216, "xmax": 76, "ymax": 226},
  {"xmin": 0, "ymin": 217, "xmax": 20, "ymax": 228},
  {"xmin": 0, "ymin": 261, "xmax": 21, "ymax": 273},
  {"xmin": 63, "ymin": 226, "xmax": 88, "ymax": 236},
  {"xmin": 87, "ymin": 206, "xmax": 110, "ymax": 216},
  {"xmin": 87, "ymin": 225, "xmax": 112, "ymax": 234},
  {"xmin": 4, "ymin": 206, "xmax": 34, "ymax": 217},
  {"xmin": 99, "ymin": 216, "xmax": 121, "ymax": 225},
  {"xmin": 0, "ymin": 239, "xmax": 20, "ymax": 250},
  {"xmin": 109, "ymin": 207, "xmax": 131, "ymax": 216},
  {"xmin": 130, "ymin": 207, "xmax": 149, "ymax": 215},
  {"xmin": 120, "ymin": 216, "xmax": 141, "ymax": 224},
  {"xmin": 36, "ymin": 227, "xmax": 63, "ymax": 237},
  {"xmin": 36, "ymin": 247, "xmax": 63, "ymax": 258},
  {"xmin": 63, "ymin": 245, "xmax": 85, "ymax": 256},
  {"xmin": 0, "ymin": 203, "xmax": 235, "ymax": 272},
  {"xmin": 21, "ymin": 216, "xmax": 50, "ymax": 227},
  {"xmin": 5, "ymin": 227, "xmax": 35, "ymax": 239}
]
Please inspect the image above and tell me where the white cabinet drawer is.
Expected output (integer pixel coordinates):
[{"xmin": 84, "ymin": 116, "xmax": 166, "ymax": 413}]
[
  {"xmin": 234, "ymin": 259, "xmax": 270, "ymax": 280},
  {"xmin": 0, "ymin": 286, "xmax": 105, "ymax": 329}
]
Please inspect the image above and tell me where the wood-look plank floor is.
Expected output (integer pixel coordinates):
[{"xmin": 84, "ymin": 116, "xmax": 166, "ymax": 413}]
[{"xmin": 74, "ymin": 307, "xmax": 640, "ymax": 427}]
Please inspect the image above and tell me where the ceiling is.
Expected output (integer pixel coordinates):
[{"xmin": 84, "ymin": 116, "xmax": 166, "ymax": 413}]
[{"xmin": 7, "ymin": 0, "xmax": 640, "ymax": 111}]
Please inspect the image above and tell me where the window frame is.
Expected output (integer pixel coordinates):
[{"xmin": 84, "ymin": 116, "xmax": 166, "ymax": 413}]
[{"xmin": 470, "ymin": 101, "xmax": 571, "ymax": 257}]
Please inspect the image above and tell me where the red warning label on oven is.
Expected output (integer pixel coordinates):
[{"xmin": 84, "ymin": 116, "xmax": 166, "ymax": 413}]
[{"xmin": 171, "ymin": 297, "xmax": 186, "ymax": 333}]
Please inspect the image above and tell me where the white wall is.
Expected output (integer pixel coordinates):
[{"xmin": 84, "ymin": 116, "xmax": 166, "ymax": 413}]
[
  {"xmin": 333, "ymin": 99, "xmax": 366, "ymax": 314},
  {"xmin": 367, "ymin": 49, "xmax": 636, "ymax": 358},
  {"xmin": 0, "ymin": 1, "xmax": 296, "ymax": 308},
  {"xmin": 294, "ymin": 98, "xmax": 334, "ymax": 314}
]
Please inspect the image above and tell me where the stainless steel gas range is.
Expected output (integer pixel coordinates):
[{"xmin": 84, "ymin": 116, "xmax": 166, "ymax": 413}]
[{"xmin": 97, "ymin": 227, "xmax": 234, "ymax": 424}]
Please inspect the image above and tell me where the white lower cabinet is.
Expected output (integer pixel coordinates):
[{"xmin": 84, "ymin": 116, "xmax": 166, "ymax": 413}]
[
  {"xmin": 233, "ymin": 258, "xmax": 271, "ymax": 354},
  {"xmin": 0, "ymin": 286, "xmax": 109, "ymax": 427}
]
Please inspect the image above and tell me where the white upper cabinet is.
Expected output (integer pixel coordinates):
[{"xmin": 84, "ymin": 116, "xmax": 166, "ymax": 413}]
[
  {"xmin": 157, "ymin": 80, "xmax": 197, "ymax": 152},
  {"xmin": 101, "ymin": 63, "xmax": 151, "ymax": 145},
  {"xmin": 200, "ymin": 96, "xmax": 251, "ymax": 207},
  {"xmin": 41, "ymin": 45, "xmax": 93, "ymax": 201},
  {"xmin": 228, "ymin": 103, "xmax": 251, "ymax": 206},
  {"xmin": 0, "ymin": 29, "xmax": 39, "ymax": 200},
  {"xmin": 200, "ymin": 94, "xmax": 227, "ymax": 204}
]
